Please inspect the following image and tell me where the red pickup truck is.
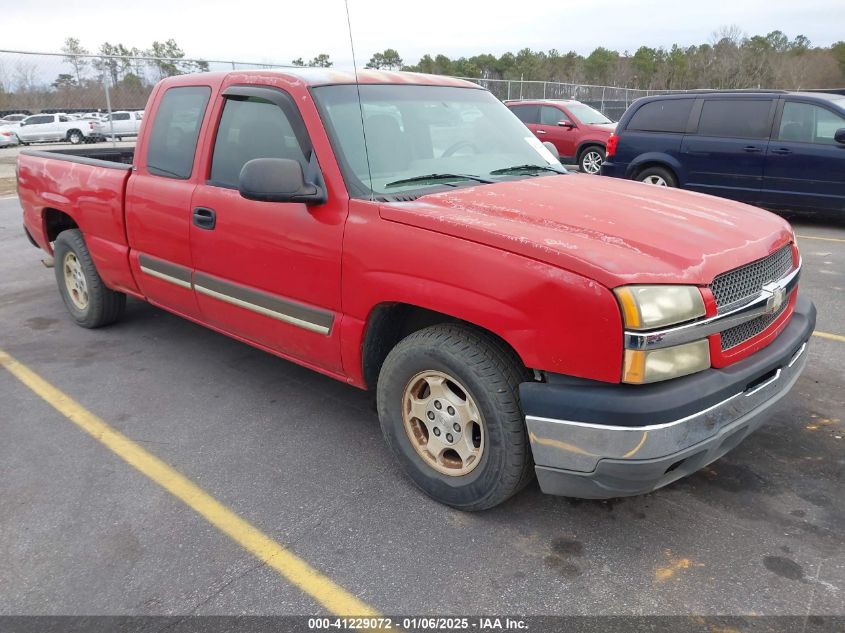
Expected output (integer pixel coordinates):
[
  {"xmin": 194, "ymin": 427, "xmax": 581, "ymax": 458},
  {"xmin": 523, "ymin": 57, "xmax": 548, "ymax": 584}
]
[{"xmin": 18, "ymin": 69, "xmax": 815, "ymax": 510}]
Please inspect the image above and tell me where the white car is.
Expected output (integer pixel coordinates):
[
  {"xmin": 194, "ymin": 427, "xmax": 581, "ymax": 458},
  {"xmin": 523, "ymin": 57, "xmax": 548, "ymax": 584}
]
[
  {"xmin": 0, "ymin": 123, "xmax": 20, "ymax": 147},
  {"xmin": 16, "ymin": 113, "xmax": 102, "ymax": 145},
  {"xmin": 1, "ymin": 113, "xmax": 28, "ymax": 124},
  {"xmin": 95, "ymin": 110, "xmax": 144, "ymax": 140}
]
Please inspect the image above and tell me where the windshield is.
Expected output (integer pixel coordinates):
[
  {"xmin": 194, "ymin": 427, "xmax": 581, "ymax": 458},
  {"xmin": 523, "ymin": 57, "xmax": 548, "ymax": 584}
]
[
  {"xmin": 312, "ymin": 84, "xmax": 564, "ymax": 197},
  {"xmin": 566, "ymin": 103, "xmax": 613, "ymax": 125}
]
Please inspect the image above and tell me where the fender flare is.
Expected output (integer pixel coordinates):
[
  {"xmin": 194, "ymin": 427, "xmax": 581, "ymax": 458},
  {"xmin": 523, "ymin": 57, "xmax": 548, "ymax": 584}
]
[{"xmin": 626, "ymin": 152, "xmax": 685, "ymax": 184}]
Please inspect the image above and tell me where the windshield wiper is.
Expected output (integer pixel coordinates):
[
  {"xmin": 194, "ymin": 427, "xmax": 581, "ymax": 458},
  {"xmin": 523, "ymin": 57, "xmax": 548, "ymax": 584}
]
[
  {"xmin": 384, "ymin": 173, "xmax": 494, "ymax": 188},
  {"xmin": 489, "ymin": 164, "xmax": 567, "ymax": 176}
]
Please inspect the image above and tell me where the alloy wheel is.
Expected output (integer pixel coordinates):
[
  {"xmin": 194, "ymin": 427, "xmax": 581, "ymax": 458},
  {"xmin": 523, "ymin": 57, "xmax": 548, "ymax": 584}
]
[{"xmin": 401, "ymin": 370, "xmax": 485, "ymax": 476}]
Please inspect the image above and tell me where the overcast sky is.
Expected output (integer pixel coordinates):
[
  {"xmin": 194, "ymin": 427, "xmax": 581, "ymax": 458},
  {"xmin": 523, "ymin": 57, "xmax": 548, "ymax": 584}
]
[{"xmin": 1, "ymin": 0, "xmax": 843, "ymax": 68}]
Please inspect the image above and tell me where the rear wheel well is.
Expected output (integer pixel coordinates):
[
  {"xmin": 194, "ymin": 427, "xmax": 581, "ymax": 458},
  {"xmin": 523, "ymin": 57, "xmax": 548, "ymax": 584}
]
[
  {"xmin": 576, "ymin": 143, "xmax": 604, "ymax": 161},
  {"xmin": 361, "ymin": 303, "xmax": 526, "ymax": 390},
  {"xmin": 633, "ymin": 161, "xmax": 677, "ymax": 181},
  {"xmin": 44, "ymin": 208, "xmax": 78, "ymax": 243}
]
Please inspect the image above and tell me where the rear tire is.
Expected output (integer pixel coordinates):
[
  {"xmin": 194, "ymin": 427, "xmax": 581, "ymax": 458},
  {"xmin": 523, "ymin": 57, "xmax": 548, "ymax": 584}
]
[
  {"xmin": 578, "ymin": 146, "xmax": 605, "ymax": 175},
  {"xmin": 377, "ymin": 324, "xmax": 533, "ymax": 511},
  {"xmin": 67, "ymin": 130, "xmax": 83, "ymax": 145},
  {"xmin": 636, "ymin": 165, "xmax": 677, "ymax": 187},
  {"xmin": 54, "ymin": 229, "xmax": 126, "ymax": 328}
]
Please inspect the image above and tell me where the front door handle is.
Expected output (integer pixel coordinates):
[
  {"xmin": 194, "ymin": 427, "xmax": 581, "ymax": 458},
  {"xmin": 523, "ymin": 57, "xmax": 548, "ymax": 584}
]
[
  {"xmin": 771, "ymin": 148, "xmax": 793, "ymax": 155},
  {"xmin": 535, "ymin": 130, "xmax": 547, "ymax": 135},
  {"xmin": 192, "ymin": 207, "xmax": 216, "ymax": 230},
  {"xmin": 742, "ymin": 145, "xmax": 762, "ymax": 153}
]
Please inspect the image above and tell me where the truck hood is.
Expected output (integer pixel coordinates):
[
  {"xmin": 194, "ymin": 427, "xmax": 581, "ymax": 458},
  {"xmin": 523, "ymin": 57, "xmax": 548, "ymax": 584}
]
[{"xmin": 379, "ymin": 174, "xmax": 793, "ymax": 288}]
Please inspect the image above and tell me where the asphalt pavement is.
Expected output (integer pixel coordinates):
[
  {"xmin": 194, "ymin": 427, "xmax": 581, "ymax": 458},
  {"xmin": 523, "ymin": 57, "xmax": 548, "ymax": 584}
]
[{"xmin": 0, "ymin": 194, "xmax": 843, "ymax": 617}]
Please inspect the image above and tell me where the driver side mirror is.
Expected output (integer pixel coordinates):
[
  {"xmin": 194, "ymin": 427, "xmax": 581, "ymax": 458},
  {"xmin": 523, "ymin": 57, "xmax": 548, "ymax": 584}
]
[
  {"xmin": 238, "ymin": 158, "xmax": 326, "ymax": 205},
  {"xmin": 835, "ymin": 128, "xmax": 845, "ymax": 145},
  {"xmin": 558, "ymin": 120, "xmax": 575, "ymax": 128}
]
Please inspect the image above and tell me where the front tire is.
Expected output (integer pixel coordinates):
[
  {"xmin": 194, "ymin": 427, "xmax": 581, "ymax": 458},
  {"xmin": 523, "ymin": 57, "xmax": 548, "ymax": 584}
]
[
  {"xmin": 54, "ymin": 229, "xmax": 126, "ymax": 328},
  {"xmin": 377, "ymin": 324, "xmax": 532, "ymax": 511},
  {"xmin": 578, "ymin": 146, "xmax": 605, "ymax": 175}
]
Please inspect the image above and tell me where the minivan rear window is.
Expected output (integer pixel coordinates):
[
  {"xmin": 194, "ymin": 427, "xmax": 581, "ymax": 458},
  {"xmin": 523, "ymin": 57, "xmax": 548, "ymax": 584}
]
[
  {"xmin": 627, "ymin": 99, "xmax": 692, "ymax": 133},
  {"xmin": 697, "ymin": 99, "xmax": 773, "ymax": 139}
]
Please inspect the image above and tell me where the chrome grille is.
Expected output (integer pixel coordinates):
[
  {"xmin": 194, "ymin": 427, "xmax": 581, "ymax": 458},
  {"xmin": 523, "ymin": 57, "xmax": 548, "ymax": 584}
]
[
  {"xmin": 710, "ymin": 245, "xmax": 794, "ymax": 311},
  {"xmin": 720, "ymin": 299, "xmax": 789, "ymax": 350}
]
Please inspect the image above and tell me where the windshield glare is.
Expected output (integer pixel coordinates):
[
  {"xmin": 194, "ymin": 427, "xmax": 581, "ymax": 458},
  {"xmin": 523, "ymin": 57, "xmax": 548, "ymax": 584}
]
[
  {"xmin": 312, "ymin": 84, "xmax": 564, "ymax": 196},
  {"xmin": 566, "ymin": 103, "xmax": 613, "ymax": 125}
]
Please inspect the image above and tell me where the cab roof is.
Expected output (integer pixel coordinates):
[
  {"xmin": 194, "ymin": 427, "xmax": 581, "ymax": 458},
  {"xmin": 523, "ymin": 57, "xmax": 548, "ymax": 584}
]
[{"xmin": 165, "ymin": 68, "xmax": 482, "ymax": 89}]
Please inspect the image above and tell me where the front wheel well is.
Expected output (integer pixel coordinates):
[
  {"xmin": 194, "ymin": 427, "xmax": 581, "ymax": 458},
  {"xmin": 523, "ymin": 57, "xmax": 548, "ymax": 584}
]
[
  {"xmin": 44, "ymin": 208, "xmax": 78, "ymax": 243},
  {"xmin": 361, "ymin": 303, "xmax": 527, "ymax": 390}
]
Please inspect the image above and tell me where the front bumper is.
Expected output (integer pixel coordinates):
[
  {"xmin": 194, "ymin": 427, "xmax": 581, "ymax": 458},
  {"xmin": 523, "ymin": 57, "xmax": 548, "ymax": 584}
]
[{"xmin": 520, "ymin": 295, "xmax": 816, "ymax": 498}]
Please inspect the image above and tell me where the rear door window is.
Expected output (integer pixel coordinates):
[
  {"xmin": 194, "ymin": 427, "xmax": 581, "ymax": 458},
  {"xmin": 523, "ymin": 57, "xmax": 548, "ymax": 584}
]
[
  {"xmin": 509, "ymin": 105, "xmax": 540, "ymax": 124},
  {"xmin": 627, "ymin": 99, "xmax": 693, "ymax": 133},
  {"xmin": 146, "ymin": 86, "xmax": 211, "ymax": 179},
  {"xmin": 697, "ymin": 99, "xmax": 773, "ymax": 139},
  {"xmin": 778, "ymin": 101, "xmax": 845, "ymax": 145}
]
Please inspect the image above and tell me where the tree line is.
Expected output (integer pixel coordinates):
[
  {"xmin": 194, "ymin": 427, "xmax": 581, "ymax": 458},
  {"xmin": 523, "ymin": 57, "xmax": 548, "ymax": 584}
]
[
  {"xmin": 288, "ymin": 30, "xmax": 845, "ymax": 90},
  {"xmin": 57, "ymin": 37, "xmax": 210, "ymax": 89},
  {"xmin": 2, "ymin": 27, "xmax": 844, "ymax": 114},
  {"xmin": 397, "ymin": 28, "xmax": 845, "ymax": 89}
]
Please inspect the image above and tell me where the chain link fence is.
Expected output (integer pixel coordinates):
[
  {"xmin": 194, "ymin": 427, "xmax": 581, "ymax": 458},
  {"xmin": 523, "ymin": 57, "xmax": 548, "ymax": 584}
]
[
  {"xmin": 0, "ymin": 49, "xmax": 678, "ymax": 128},
  {"xmin": 0, "ymin": 49, "xmax": 289, "ymax": 120},
  {"xmin": 459, "ymin": 77, "xmax": 685, "ymax": 121}
]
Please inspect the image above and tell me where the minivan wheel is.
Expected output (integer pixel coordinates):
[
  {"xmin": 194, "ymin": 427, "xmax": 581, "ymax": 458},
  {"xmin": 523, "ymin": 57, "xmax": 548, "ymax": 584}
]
[
  {"xmin": 637, "ymin": 166, "xmax": 677, "ymax": 187},
  {"xmin": 579, "ymin": 146, "xmax": 605, "ymax": 175},
  {"xmin": 377, "ymin": 324, "xmax": 533, "ymax": 511}
]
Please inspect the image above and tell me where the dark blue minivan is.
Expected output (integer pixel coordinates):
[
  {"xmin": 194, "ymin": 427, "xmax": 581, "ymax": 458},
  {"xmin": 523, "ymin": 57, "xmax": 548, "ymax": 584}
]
[{"xmin": 601, "ymin": 91, "xmax": 845, "ymax": 213}]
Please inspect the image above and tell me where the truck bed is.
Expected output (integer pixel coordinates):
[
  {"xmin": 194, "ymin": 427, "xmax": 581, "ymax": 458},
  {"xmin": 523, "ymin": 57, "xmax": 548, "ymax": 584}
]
[
  {"xmin": 20, "ymin": 146, "xmax": 135, "ymax": 168},
  {"xmin": 18, "ymin": 145, "xmax": 138, "ymax": 297}
]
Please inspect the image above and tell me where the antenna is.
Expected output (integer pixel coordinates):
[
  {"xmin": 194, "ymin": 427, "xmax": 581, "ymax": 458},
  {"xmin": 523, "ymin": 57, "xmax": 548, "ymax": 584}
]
[{"xmin": 344, "ymin": 0, "xmax": 374, "ymax": 200}]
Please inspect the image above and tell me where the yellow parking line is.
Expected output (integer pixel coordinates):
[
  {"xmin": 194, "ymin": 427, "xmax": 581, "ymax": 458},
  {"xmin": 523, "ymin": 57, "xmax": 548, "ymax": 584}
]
[
  {"xmin": 0, "ymin": 348, "xmax": 378, "ymax": 617},
  {"xmin": 814, "ymin": 331, "xmax": 845, "ymax": 343},
  {"xmin": 796, "ymin": 234, "xmax": 845, "ymax": 244}
]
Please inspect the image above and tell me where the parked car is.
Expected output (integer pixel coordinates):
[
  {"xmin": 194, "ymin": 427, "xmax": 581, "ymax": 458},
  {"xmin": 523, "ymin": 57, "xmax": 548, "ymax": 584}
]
[
  {"xmin": 16, "ymin": 113, "xmax": 103, "ymax": 145},
  {"xmin": 17, "ymin": 70, "xmax": 814, "ymax": 510},
  {"xmin": 2, "ymin": 113, "xmax": 29, "ymax": 123},
  {"xmin": 601, "ymin": 91, "xmax": 845, "ymax": 213},
  {"xmin": 95, "ymin": 110, "xmax": 144, "ymax": 140},
  {"xmin": 505, "ymin": 99, "xmax": 616, "ymax": 174},
  {"xmin": 0, "ymin": 124, "xmax": 20, "ymax": 147}
]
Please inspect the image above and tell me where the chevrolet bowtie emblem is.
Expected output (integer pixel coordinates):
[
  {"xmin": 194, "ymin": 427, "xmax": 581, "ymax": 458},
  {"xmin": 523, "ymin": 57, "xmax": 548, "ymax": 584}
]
[{"xmin": 763, "ymin": 282, "xmax": 787, "ymax": 314}]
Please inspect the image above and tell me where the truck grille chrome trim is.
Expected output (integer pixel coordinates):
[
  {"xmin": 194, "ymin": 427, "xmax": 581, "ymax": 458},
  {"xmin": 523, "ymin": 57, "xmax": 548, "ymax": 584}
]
[
  {"xmin": 623, "ymin": 259, "xmax": 800, "ymax": 351},
  {"xmin": 711, "ymin": 244, "xmax": 794, "ymax": 313},
  {"xmin": 720, "ymin": 298, "xmax": 789, "ymax": 350}
]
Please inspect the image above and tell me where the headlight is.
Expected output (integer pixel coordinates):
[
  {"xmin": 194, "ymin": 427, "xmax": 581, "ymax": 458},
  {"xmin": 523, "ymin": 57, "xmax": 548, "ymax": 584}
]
[
  {"xmin": 614, "ymin": 285, "xmax": 706, "ymax": 330},
  {"xmin": 623, "ymin": 340, "xmax": 711, "ymax": 384}
]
